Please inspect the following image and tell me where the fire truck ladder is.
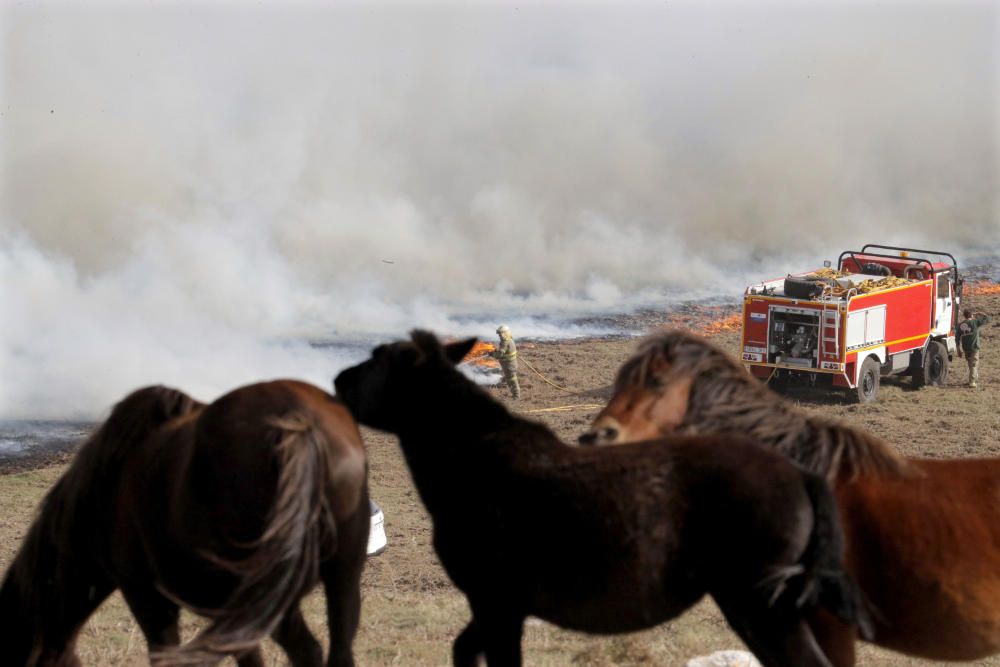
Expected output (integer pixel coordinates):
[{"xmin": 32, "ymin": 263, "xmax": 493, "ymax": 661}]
[{"xmin": 820, "ymin": 302, "xmax": 840, "ymax": 358}]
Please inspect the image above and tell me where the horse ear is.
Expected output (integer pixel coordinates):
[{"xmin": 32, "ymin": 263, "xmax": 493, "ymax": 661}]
[
  {"xmin": 409, "ymin": 330, "xmax": 441, "ymax": 358},
  {"xmin": 443, "ymin": 338, "xmax": 478, "ymax": 365}
]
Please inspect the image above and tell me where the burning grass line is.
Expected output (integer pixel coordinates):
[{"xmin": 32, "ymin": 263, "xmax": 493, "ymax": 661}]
[{"xmin": 966, "ymin": 280, "xmax": 1000, "ymax": 296}]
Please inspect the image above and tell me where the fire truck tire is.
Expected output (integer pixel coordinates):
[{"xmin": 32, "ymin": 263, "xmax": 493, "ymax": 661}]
[
  {"xmin": 911, "ymin": 350, "xmax": 928, "ymax": 388},
  {"xmin": 861, "ymin": 262, "xmax": 892, "ymax": 276},
  {"xmin": 850, "ymin": 356, "xmax": 880, "ymax": 404},
  {"xmin": 921, "ymin": 340, "xmax": 949, "ymax": 387},
  {"xmin": 784, "ymin": 276, "xmax": 826, "ymax": 299},
  {"xmin": 768, "ymin": 373, "xmax": 790, "ymax": 395}
]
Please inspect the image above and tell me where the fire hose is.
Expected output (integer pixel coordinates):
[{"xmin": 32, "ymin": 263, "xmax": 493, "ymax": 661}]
[
  {"xmin": 465, "ymin": 341, "xmax": 583, "ymax": 394},
  {"xmin": 518, "ymin": 356, "xmax": 576, "ymax": 393},
  {"xmin": 524, "ymin": 403, "xmax": 604, "ymax": 414}
]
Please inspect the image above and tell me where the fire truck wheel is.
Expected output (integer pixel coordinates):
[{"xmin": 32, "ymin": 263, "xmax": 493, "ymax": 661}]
[
  {"xmin": 767, "ymin": 373, "xmax": 790, "ymax": 395},
  {"xmin": 923, "ymin": 340, "xmax": 950, "ymax": 387},
  {"xmin": 850, "ymin": 356, "xmax": 880, "ymax": 404}
]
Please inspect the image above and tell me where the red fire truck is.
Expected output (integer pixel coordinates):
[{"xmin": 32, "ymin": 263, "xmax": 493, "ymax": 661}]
[{"xmin": 741, "ymin": 244, "xmax": 962, "ymax": 402}]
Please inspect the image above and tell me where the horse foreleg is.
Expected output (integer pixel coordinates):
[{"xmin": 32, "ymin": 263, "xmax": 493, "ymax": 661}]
[
  {"xmin": 808, "ymin": 609, "xmax": 857, "ymax": 667},
  {"xmin": 746, "ymin": 620, "xmax": 832, "ymax": 667},
  {"xmin": 714, "ymin": 593, "xmax": 834, "ymax": 667},
  {"xmin": 453, "ymin": 619, "xmax": 484, "ymax": 667},
  {"xmin": 37, "ymin": 576, "xmax": 115, "ymax": 667},
  {"xmin": 476, "ymin": 609, "xmax": 524, "ymax": 667},
  {"xmin": 271, "ymin": 605, "xmax": 323, "ymax": 667}
]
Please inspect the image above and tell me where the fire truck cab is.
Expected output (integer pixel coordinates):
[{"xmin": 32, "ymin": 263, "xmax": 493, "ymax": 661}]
[{"xmin": 741, "ymin": 244, "xmax": 962, "ymax": 403}]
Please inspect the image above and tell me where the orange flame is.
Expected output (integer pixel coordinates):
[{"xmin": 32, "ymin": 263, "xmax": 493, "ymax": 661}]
[
  {"xmin": 699, "ymin": 313, "xmax": 743, "ymax": 336},
  {"xmin": 464, "ymin": 341, "xmax": 499, "ymax": 368},
  {"xmin": 966, "ymin": 280, "xmax": 1000, "ymax": 296}
]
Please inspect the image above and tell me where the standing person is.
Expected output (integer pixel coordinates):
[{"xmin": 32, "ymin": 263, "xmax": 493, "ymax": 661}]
[
  {"xmin": 957, "ymin": 308, "xmax": 990, "ymax": 388},
  {"xmin": 493, "ymin": 325, "xmax": 521, "ymax": 399}
]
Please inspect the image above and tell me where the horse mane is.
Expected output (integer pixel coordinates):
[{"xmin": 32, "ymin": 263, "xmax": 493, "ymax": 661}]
[
  {"xmin": 33, "ymin": 384, "xmax": 200, "ymax": 543},
  {"xmin": 3, "ymin": 386, "xmax": 200, "ymax": 654},
  {"xmin": 618, "ymin": 330, "xmax": 913, "ymax": 482},
  {"xmin": 50, "ymin": 385, "xmax": 202, "ymax": 526}
]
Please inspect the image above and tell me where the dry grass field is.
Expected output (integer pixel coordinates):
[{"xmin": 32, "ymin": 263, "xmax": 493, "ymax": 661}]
[{"xmin": 1, "ymin": 290, "xmax": 998, "ymax": 666}]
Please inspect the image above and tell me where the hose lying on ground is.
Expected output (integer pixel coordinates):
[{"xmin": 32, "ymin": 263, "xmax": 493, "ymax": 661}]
[{"xmin": 519, "ymin": 356, "xmax": 575, "ymax": 393}]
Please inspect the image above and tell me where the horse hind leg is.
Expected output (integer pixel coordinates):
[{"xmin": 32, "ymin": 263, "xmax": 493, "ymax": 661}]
[
  {"xmin": 234, "ymin": 647, "xmax": 266, "ymax": 667},
  {"xmin": 270, "ymin": 605, "xmax": 323, "ymax": 667},
  {"xmin": 128, "ymin": 587, "xmax": 269, "ymax": 667},
  {"xmin": 119, "ymin": 584, "xmax": 182, "ymax": 659},
  {"xmin": 125, "ymin": 586, "xmax": 315, "ymax": 666},
  {"xmin": 320, "ymin": 528, "xmax": 367, "ymax": 667}
]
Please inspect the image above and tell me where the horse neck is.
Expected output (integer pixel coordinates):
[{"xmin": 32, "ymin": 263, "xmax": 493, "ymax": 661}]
[
  {"xmin": 394, "ymin": 374, "xmax": 532, "ymax": 508},
  {"xmin": 0, "ymin": 419, "xmax": 140, "ymax": 645},
  {"xmin": 397, "ymin": 371, "xmax": 513, "ymax": 445},
  {"xmin": 0, "ymin": 477, "xmax": 109, "ymax": 661}
]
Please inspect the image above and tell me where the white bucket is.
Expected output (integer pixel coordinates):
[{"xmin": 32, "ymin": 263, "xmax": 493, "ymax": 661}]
[{"xmin": 367, "ymin": 500, "xmax": 387, "ymax": 557}]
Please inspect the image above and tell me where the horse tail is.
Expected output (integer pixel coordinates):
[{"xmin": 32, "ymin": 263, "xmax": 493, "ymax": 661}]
[
  {"xmin": 796, "ymin": 472, "xmax": 874, "ymax": 640},
  {"xmin": 163, "ymin": 411, "xmax": 353, "ymax": 664}
]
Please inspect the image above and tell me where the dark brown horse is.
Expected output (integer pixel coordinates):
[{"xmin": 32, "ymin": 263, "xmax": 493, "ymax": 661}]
[
  {"xmin": 0, "ymin": 380, "xmax": 369, "ymax": 667},
  {"xmin": 334, "ymin": 330, "xmax": 871, "ymax": 667},
  {"xmin": 581, "ymin": 329, "xmax": 1000, "ymax": 664}
]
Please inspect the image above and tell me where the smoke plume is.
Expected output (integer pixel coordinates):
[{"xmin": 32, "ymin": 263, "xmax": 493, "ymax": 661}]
[{"xmin": 2, "ymin": 2, "xmax": 996, "ymax": 418}]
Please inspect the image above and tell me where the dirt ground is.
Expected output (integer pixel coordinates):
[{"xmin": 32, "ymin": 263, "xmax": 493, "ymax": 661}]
[{"xmin": 1, "ymin": 289, "xmax": 998, "ymax": 666}]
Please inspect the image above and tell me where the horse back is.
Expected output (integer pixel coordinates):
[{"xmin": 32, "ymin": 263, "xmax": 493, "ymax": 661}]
[
  {"xmin": 654, "ymin": 435, "xmax": 817, "ymax": 560},
  {"xmin": 176, "ymin": 380, "xmax": 365, "ymax": 538},
  {"xmin": 448, "ymin": 433, "xmax": 815, "ymax": 593},
  {"xmin": 110, "ymin": 380, "xmax": 367, "ymax": 610}
]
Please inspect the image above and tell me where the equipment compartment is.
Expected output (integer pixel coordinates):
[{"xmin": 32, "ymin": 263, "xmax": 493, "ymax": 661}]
[{"xmin": 768, "ymin": 308, "xmax": 820, "ymax": 367}]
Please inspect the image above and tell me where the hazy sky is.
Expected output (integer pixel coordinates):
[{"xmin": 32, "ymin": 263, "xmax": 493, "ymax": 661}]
[{"xmin": 2, "ymin": 1, "xmax": 997, "ymax": 417}]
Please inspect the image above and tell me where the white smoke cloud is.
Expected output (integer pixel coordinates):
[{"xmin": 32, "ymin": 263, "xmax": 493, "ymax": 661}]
[{"xmin": 2, "ymin": 1, "xmax": 997, "ymax": 418}]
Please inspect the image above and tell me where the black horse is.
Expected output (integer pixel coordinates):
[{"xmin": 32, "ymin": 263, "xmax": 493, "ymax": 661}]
[
  {"xmin": 0, "ymin": 380, "xmax": 369, "ymax": 666},
  {"xmin": 334, "ymin": 330, "xmax": 870, "ymax": 667}
]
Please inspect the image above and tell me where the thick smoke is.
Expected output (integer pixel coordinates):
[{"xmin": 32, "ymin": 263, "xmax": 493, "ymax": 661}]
[{"xmin": 2, "ymin": 2, "xmax": 997, "ymax": 418}]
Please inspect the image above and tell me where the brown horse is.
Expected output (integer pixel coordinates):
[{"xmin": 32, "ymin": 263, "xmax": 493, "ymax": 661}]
[
  {"xmin": 334, "ymin": 330, "xmax": 871, "ymax": 667},
  {"xmin": 581, "ymin": 329, "xmax": 1000, "ymax": 664},
  {"xmin": 0, "ymin": 380, "xmax": 369, "ymax": 667}
]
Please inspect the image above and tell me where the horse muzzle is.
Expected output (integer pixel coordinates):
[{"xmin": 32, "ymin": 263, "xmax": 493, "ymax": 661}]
[{"xmin": 578, "ymin": 419, "xmax": 622, "ymax": 446}]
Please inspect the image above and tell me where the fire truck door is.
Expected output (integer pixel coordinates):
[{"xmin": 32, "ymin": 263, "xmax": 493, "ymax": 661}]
[{"xmin": 933, "ymin": 273, "xmax": 954, "ymax": 337}]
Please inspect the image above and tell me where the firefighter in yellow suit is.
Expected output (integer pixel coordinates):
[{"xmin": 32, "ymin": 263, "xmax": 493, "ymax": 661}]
[{"xmin": 493, "ymin": 325, "xmax": 521, "ymax": 399}]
